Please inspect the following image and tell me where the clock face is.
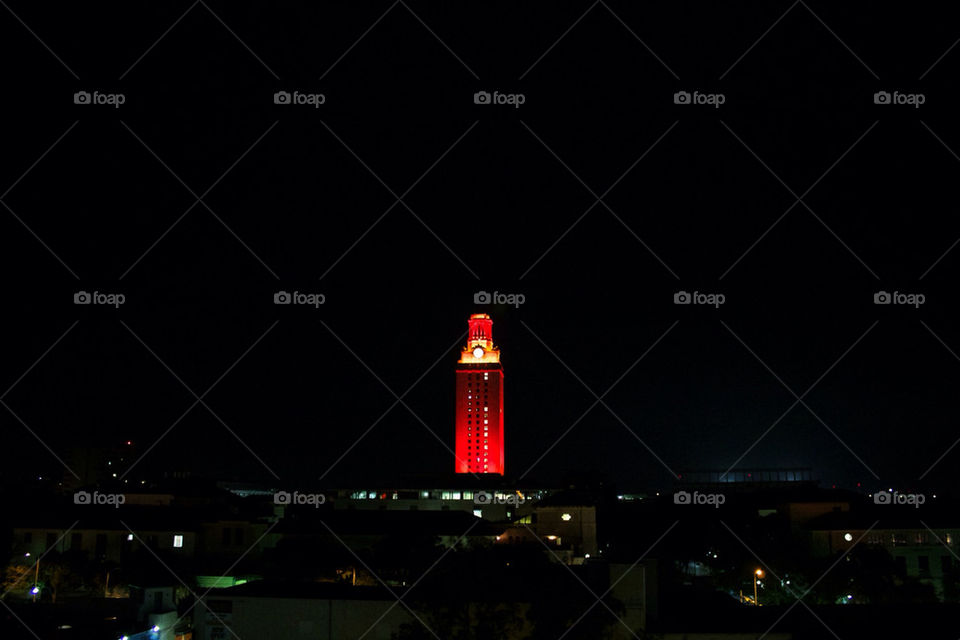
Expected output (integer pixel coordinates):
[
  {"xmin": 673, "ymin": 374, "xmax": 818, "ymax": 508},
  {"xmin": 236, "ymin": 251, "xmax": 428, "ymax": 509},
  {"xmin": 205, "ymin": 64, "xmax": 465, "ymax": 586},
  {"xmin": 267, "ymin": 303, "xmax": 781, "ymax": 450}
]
[{"xmin": 473, "ymin": 347, "xmax": 484, "ymax": 359}]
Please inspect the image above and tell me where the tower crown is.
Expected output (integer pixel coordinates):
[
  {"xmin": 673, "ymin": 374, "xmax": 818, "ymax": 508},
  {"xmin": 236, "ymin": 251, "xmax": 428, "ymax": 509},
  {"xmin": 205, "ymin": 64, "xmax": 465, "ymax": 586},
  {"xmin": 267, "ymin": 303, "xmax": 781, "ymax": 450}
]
[{"xmin": 460, "ymin": 313, "xmax": 499, "ymax": 364}]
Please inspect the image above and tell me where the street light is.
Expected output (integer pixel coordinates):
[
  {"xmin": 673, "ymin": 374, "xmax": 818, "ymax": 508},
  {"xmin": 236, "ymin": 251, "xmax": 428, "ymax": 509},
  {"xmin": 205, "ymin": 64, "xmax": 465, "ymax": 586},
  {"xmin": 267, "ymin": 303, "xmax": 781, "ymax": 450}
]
[
  {"xmin": 754, "ymin": 568, "xmax": 764, "ymax": 606},
  {"xmin": 25, "ymin": 553, "xmax": 39, "ymax": 602}
]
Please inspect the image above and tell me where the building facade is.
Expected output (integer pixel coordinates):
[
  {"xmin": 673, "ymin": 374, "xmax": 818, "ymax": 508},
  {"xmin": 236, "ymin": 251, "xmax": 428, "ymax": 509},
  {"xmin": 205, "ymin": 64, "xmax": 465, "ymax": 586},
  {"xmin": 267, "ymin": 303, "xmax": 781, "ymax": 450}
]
[{"xmin": 454, "ymin": 314, "xmax": 505, "ymax": 475}]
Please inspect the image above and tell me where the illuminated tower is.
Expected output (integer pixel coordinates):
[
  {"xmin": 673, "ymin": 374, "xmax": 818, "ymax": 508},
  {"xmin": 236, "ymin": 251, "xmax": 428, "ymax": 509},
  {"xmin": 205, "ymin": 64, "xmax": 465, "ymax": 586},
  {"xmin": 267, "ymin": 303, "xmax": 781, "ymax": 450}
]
[{"xmin": 454, "ymin": 314, "xmax": 504, "ymax": 475}]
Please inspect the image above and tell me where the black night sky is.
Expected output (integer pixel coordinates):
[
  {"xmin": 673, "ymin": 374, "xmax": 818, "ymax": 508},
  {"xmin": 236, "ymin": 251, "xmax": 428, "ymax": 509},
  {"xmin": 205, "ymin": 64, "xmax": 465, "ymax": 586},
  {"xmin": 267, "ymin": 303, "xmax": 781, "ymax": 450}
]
[{"xmin": 2, "ymin": 2, "xmax": 960, "ymax": 494}]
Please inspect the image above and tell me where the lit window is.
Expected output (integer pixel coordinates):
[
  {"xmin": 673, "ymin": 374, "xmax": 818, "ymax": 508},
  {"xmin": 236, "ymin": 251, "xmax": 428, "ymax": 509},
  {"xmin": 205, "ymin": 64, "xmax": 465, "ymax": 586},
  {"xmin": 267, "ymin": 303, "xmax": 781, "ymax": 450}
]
[
  {"xmin": 473, "ymin": 510, "xmax": 482, "ymax": 518},
  {"xmin": 463, "ymin": 491, "xmax": 473, "ymax": 500},
  {"xmin": 173, "ymin": 535, "xmax": 183, "ymax": 548}
]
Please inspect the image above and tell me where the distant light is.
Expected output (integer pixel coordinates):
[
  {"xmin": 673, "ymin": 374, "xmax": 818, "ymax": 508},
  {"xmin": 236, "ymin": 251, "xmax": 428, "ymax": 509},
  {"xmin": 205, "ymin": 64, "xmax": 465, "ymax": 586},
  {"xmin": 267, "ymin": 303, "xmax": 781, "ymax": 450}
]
[
  {"xmin": 755, "ymin": 569, "xmax": 764, "ymax": 577},
  {"xmin": 844, "ymin": 533, "xmax": 853, "ymax": 542},
  {"xmin": 584, "ymin": 553, "xmax": 590, "ymax": 558},
  {"xmin": 846, "ymin": 594, "xmax": 853, "ymax": 600},
  {"xmin": 127, "ymin": 534, "xmax": 134, "ymax": 541},
  {"xmin": 561, "ymin": 513, "xmax": 572, "ymax": 521},
  {"xmin": 152, "ymin": 625, "xmax": 160, "ymax": 632},
  {"xmin": 31, "ymin": 587, "xmax": 39, "ymax": 594},
  {"xmin": 126, "ymin": 441, "xmax": 132, "ymax": 446},
  {"xmin": 121, "ymin": 636, "xmax": 129, "ymax": 640},
  {"xmin": 24, "ymin": 553, "xmax": 30, "ymax": 557},
  {"xmin": 546, "ymin": 535, "xmax": 557, "ymax": 540}
]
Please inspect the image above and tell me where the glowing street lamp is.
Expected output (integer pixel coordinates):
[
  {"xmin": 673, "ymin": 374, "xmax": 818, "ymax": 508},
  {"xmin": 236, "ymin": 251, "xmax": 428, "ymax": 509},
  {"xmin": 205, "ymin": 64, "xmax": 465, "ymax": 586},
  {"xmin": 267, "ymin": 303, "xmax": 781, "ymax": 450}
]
[
  {"xmin": 25, "ymin": 553, "xmax": 39, "ymax": 602},
  {"xmin": 754, "ymin": 568, "xmax": 764, "ymax": 606}
]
